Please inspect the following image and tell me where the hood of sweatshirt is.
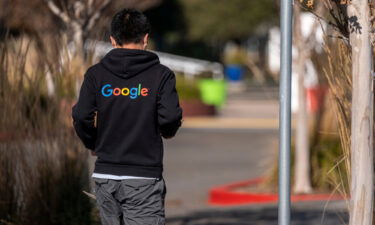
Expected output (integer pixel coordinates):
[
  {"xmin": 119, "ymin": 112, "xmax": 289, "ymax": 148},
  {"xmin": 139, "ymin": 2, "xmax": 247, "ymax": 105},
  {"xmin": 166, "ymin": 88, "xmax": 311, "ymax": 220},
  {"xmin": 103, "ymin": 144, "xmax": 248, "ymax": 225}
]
[{"xmin": 100, "ymin": 48, "xmax": 160, "ymax": 79}]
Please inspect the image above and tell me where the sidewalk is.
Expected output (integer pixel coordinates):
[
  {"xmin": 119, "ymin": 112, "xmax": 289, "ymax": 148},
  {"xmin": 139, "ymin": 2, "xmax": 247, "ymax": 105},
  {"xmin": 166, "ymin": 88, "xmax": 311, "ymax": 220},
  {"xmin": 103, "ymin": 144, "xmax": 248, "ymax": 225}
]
[
  {"xmin": 183, "ymin": 89, "xmax": 280, "ymax": 130},
  {"xmin": 182, "ymin": 117, "xmax": 279, "ymax": 130}
]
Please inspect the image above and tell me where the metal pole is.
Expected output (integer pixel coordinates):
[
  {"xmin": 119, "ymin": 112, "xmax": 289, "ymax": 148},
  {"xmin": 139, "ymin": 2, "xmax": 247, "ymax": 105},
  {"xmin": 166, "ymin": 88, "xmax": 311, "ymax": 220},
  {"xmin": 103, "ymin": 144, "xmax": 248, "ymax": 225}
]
[{"xmin": 279, "ymin": 0, "xmax": 293, "ymax": 224}]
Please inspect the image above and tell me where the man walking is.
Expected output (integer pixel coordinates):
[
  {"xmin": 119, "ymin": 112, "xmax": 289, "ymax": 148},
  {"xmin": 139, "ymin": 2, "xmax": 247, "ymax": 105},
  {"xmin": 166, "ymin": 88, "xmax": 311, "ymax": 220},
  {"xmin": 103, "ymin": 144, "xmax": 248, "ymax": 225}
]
[{"xmin": 72, "ymin": 8, "xmax": 182, "ymax": 225}]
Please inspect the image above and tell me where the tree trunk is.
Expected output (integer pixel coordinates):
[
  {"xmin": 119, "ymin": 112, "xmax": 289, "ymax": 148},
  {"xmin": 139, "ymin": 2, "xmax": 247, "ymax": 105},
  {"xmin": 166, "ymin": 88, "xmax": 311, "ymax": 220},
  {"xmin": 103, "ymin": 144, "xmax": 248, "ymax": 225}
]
[
  {"xmin": 70, "ymin": 22, "xmax": 85, "ymax": 58},
  {"xmin": 294, "ymin": 50, "xmax": 313, "ymax": 193},
  {"xmin": 348, "ymin": 1, "xmax": 374, "ymax": 225},
  {"xmin": 293, "ymin": 4, "xmax": 313, "ymax": 194},
  {"xmin": 246, "ymin": 56, "xmax": 266, "ymax": 84}
]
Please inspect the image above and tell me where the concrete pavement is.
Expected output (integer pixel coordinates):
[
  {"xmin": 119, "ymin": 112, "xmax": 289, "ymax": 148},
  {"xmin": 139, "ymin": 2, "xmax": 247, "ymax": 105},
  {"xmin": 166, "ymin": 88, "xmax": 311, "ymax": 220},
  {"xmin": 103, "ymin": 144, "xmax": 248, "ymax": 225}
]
[
  {"xmin": 163, "ymin": 88, "xmax": 348, "ymax": 224},
  {"xmin": 163, "ymin": 128, "xmax": 279, "ymax": 216},
  {"xmin": 163, "ymin": 128, "xmax": 348, "ymax": 224},
  {"xmin": 182, "ymin": 117, "xmax": 279, "ymax": 130},
  {"xmin": 182, "ymin": 89, "xmax": 280, "ymax": 130},
  {"xmin": 166, "ymin": 201, "xmax": 348, "ymax": 225}
]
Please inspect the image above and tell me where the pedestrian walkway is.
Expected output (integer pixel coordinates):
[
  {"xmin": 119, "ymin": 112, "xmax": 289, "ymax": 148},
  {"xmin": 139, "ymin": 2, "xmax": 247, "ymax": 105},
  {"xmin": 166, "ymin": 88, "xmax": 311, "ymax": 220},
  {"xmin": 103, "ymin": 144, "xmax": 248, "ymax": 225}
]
[
  {"xmin": 219, "ymin": 86, "xmax": 279, "ymax": 118},
  {"xmin": 183, "ymin": 117, "xmax": 278, "ymax": 129},
  {"xmin": 183, "ymin": 87, "xmax": 280, "ymax": 130}
]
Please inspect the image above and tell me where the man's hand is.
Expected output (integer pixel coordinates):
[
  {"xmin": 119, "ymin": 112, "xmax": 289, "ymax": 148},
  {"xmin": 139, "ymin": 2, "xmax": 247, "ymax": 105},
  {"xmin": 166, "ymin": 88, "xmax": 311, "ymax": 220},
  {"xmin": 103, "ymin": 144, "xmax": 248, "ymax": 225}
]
[{"xmin": 90, "ymin": 151, "xmax": 97, "ymax": 156}]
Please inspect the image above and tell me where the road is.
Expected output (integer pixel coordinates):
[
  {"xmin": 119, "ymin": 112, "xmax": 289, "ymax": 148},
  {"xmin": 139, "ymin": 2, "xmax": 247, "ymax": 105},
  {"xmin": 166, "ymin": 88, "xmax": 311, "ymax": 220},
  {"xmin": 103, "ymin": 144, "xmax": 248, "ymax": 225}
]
[
  {"xmin": 163, "ymin": 127, "xmax": 348, "ymax": 225},
  {"xmin": 165, "ymin": 201, "xmax": 348, "ymax": 225},
  {"xmin": 163, "ymin": 128, "xmax": 278, "ymax": 216},
  {"xmin": 162, "ymin": 90, "xmax": 348, "ymax": 225}
]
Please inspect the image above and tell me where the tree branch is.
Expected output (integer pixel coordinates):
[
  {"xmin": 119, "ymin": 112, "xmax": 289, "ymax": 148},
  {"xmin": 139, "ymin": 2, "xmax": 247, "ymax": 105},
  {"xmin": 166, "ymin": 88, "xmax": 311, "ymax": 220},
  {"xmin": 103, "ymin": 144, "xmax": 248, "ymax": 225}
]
[
  {"xmin": 44, "ymin": 0, "xmax": 70, "ymax": 24},
  {"xmin": 85, "ymin": 0, "xmax": 111, "ymax": 31},
  {"xmin": 73, "ymin": 1, "xmax": 85, "ymax": 24},
  {"xmin": 297, "ymin": 0, "xmax": 348, "ymax": 37},
  {"xmin": 87, "ymin": 0, "xmax": 94, "ymax": 15}
]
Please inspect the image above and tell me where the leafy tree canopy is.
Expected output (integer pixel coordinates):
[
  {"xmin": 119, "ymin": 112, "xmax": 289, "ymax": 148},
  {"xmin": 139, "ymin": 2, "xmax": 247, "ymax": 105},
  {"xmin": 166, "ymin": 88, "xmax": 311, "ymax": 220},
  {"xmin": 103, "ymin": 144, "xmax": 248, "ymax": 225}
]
[{"xmin": 180, "ymin": 0, "xmax": 278, "ymax": 42}]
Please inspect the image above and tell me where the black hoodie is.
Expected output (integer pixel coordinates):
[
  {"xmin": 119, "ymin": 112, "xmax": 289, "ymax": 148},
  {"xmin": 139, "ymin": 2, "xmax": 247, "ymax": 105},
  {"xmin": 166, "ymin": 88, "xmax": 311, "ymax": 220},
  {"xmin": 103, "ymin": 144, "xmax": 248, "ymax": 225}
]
[{"xmin": 72, "ymin": 48, "xmax": 183, "ymax": 178}]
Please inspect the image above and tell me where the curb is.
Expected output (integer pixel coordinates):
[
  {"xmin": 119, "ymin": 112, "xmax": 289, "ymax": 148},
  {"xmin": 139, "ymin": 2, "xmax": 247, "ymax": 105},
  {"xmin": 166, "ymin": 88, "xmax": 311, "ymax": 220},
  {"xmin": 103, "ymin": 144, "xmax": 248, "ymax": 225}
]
[{"xmin": 208, "ymin": 177, "xmax": 347, "ymax": 206}]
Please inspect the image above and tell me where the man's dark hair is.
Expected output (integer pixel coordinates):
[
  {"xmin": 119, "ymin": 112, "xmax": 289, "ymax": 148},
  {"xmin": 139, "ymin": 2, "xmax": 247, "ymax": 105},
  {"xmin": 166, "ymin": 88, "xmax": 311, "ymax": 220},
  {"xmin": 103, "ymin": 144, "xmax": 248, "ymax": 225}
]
[{"xmin": 111, "ymin": 9, "xmax": 151, "ymax": 45}]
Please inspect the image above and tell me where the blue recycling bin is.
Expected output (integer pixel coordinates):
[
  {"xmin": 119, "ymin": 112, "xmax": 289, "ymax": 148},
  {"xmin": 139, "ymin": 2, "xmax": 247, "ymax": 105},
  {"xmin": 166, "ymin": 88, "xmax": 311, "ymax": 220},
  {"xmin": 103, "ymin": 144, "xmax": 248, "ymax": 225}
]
[{"xmin": 225, "ymin": 65, "xmax": 244, "ymax": 81}]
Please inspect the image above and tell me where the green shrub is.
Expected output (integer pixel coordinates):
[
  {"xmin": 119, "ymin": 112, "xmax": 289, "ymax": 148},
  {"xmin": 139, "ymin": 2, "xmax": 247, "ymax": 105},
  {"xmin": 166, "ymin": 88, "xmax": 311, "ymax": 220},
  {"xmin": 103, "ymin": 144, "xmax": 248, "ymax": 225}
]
[
  {"xmin": 310, "ymin": 137, "xmax": 349, "ymax": 192},
  {"xmin": 175, "ymin": 74, "xmax": 201, "ymax": 101}
]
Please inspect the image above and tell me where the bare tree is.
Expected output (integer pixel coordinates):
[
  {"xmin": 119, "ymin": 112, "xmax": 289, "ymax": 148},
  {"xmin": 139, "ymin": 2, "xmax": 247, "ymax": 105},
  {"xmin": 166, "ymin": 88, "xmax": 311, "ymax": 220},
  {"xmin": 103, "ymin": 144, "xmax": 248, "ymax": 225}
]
[
  {"xmin": 293, "ymin": 2, "xmax": 323, "ymax": 194},
  {"xmin": 298, "ymin": 0, "xmax": 374, "ymax": 223},
  {"xmin": 293, "ymin": 3, "xmax": 313, "ymax": 194},
  {"xmin": 347, "ymin": 1, "xmax": 374, "ymax": 224},
  {"xmin": 44, "ymin": 0, "xmax": 112, "ymax": 56},
  {"xmin": 44, "ymin": 0, "xmax": 161, "ymax": 56}
]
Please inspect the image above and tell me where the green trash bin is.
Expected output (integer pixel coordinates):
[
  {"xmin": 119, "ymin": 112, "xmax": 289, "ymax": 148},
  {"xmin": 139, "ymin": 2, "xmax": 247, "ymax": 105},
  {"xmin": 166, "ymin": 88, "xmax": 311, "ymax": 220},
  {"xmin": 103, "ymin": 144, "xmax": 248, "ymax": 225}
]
[{"xmin": 198, "ymin": 79, "xmax": 227, "ymax": 107}]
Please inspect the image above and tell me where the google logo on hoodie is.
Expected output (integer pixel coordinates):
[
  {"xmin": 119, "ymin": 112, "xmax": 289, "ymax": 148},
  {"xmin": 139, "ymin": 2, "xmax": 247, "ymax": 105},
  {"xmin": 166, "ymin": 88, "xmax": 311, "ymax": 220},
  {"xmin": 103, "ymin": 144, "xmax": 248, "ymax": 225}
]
[{"xmin": 101, "ymin": 84, "xmax": 149, "ymax": 99}]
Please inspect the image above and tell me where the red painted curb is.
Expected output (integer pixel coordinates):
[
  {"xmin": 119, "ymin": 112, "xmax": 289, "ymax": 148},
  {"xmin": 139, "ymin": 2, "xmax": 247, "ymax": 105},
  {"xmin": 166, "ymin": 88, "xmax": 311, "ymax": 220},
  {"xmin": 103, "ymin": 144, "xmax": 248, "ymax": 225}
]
[{"xmin": 208, "ymin": 177, "xmax": 347, "ymax": 206}]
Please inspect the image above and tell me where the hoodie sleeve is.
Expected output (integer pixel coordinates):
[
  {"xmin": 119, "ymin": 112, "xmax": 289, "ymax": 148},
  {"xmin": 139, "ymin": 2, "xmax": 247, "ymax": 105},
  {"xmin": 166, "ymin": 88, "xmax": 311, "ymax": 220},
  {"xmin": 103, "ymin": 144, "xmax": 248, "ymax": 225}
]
[
  {"xmin": 72, "ymin": 70, "xmax": 97, "ymax": 150},
  {"xmin": 157, "ymin": 71, "xmax": 183, "ymax": 138}
]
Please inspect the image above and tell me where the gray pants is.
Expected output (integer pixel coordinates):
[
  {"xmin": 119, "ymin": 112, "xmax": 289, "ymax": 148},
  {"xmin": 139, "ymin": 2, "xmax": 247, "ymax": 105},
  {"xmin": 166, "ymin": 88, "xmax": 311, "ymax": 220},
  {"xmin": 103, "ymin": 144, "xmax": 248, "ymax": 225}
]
[{"xmin": 93, "ymin": 178, "xmax": 166, "ymax": 225}]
